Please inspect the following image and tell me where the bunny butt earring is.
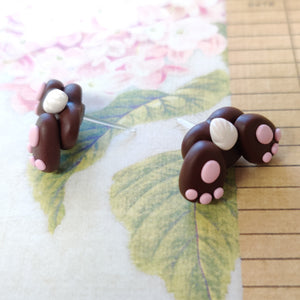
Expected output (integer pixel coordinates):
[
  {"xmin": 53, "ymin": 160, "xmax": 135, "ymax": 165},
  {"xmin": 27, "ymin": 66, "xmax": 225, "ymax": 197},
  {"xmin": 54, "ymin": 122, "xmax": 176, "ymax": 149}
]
[
  {"xmin": 179, "ymin": 107, "xmax": 281, "ymax": 204},
  {"xmin": 28, "ymin": 80, "xmax": 85, "ymax": 172},
  {"xmin": 28, "ymin": 79, "xmax": 134, "ymax": 172}
]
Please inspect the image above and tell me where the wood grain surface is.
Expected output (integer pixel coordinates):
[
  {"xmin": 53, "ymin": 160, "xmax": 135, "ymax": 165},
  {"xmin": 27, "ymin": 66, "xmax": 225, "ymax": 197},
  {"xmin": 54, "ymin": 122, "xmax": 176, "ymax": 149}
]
[{"xmin": 227, "ymin": 0, "xmax": 300, "ymax": 299}]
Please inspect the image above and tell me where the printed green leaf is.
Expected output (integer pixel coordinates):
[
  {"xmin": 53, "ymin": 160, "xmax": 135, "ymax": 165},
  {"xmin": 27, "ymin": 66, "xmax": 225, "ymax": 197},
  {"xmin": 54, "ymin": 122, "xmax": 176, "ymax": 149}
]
[
  {"xmin": 216, "ymin": 23, "xmax": 227, "ymax": 38},
  {"xmin": 28, "ymin": 70, "xmax": 230, "ymax": 232},
  {"xmin": 98, "ymin": 69, "xmax": 230, "ymax": 127},
  {"xmin": 110, "ymin": 151, "xmax": 239, "ymax": 300},
  {"xmin": 215, "ymin": 23, "xmax": 228, "ymax": 64}
]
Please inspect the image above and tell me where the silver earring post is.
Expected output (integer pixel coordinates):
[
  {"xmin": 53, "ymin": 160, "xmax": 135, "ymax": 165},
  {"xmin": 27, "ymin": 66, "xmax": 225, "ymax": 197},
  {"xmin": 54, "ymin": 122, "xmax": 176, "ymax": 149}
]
[{"xmin": 84, "ymin": 116, "xmax": 136, "ymax": 132}]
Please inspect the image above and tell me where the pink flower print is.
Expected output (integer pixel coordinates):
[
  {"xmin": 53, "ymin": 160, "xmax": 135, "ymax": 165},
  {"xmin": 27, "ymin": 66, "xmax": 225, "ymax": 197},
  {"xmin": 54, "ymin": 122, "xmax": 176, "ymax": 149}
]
[
  {"xmin": 198, "ymin": 33, "xmax": 227, "ymax": 56},
  {"xmin": 105, "ymin": 40, "xmax": 128, "ymax": 58},
  {"xmin": 197, "ymin": 1, "xmax": 226, "ymax": 23},
  {"xmin": 163, "ymin": 17, "xmax": 218, "ymax": 52},
  {"xmin": 133, "ymin": 69, "xmax": 166, "ymax": 90},
  {"xmin": 162, "ymin": 65, "xmax": 187, "ymax": 74},
  {"xmin": 8, "ymin": 83, "xmax": 41, "ymax": 113},
  {"xmin": 129, "ymin": 22, "xmax": 167, "ymax": 43},
  {"xmin": 100, "ymin": 71, "xmax": 133, "ymax": 95},
  {"xmin": 137, "ymin": 5, "xmax": 169, "ymax": 25},
  {"xmin": 167, "ymin": 49, "xmax": 194, "ymax": 64},
  {"xmin": 180, "ymin": 2, "xmax": 202, "ymax": 18},
  {"xmin": 126, "ymin": 56, "xmax": 165, "ymax": 77},
  {"xmin": 136, "ymin": 44, "xmax": 168, "ymax": 60},
  {"xmin": 165, "ymin": 5, "xmax": 188, "ymax": 21},
  {"xmin": 32, "ymin": 46, "xmax": 87, "ymax": 80},
  {"xmin": 77, "ymin": 61, "xmax": 107, "ymax": 80},
  {"xmin": 4, "ymin": 55, "xmax": 35, "ymax": 78},
  {"xmin": 118, "ymin": 55, "xmax": 164, "ymax": 90},
  {"xmin": 57, "ymin": 33, "xmax": 83, "ymax": 48},
  {"xmin": 145, "ymin": 22, "xmax": 168, "ymax": 42},
  {"xmin": 81, "ymin": 30, "xmax": 112, "ymax": 49},
  {"xmin": 130, "ymin": 64, "xmax": 185, "ymax": 90}
]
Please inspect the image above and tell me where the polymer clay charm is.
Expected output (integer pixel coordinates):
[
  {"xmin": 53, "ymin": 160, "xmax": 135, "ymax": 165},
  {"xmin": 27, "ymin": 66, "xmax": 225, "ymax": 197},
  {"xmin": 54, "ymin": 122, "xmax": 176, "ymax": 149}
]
[
  {"xmin": 28, "ymin": 79, "xmax": 85, "ymax": 172},
  {"xmin": 179, "ymin": 107, "xmax": 281, "ymax": 204},
  {"xmin": 28, "ymin": 79, "xmax": 134, "ymax": 172}
]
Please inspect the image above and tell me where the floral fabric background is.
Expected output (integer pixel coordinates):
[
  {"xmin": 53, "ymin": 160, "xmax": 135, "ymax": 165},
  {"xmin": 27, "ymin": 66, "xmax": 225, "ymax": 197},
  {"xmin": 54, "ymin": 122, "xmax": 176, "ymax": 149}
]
[{"xmin": 0, "ymin": 0, "xmax": 242, "ymax": 299}]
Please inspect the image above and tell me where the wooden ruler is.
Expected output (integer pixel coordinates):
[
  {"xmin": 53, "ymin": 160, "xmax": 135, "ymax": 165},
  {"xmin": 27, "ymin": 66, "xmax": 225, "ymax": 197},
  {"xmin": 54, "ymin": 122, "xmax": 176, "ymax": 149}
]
[{"xmin": 227, "ymin": 0, "xmax": 300, "ymax": 299}]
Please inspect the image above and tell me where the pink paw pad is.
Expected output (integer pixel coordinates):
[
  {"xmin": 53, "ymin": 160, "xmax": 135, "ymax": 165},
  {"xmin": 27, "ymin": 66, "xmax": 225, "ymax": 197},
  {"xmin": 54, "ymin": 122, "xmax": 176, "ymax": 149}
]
[
  {"xmin": 35, "ymin": 159, "xmax": 46, "ymax": 171},
  {"xmin": 27, "ymin": 143, "xmax": 33, "ymax": 153},
  {"xmin": 271, "ymin": 143, "xmax": 279, "ymax": 155},
  {"xmin": 201, "ymin": 160, "xmax": 221, "ymax": 184},
  {"xmin": 262, "ymin": 152, "xmax": 272, "ymax": 163},
  {"xmin": 256, "ymin": 124, "xmax": 273, "ymax": 145},
  {"xmin": 29, "ymin": 125, "xmax": 39, "ymax": 147},
  {"xmin": 185, "ymin": 189, "xmax": 198, "ymax": 201},
  {"xmin": 199, "ymin": 193, "xmax": 212, "ymax": 205},
  {"xmin": 275, "ymin": 128, "xmax": 281, "ymax": 142},
  {"xmin": 214, "ymin": 187, "xmax": 224, "ymax": 199}
]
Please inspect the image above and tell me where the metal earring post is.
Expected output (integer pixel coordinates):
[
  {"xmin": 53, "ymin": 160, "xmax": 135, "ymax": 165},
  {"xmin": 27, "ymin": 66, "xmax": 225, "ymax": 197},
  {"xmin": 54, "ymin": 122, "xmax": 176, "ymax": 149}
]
[{"xmin": 83, "ymin": 116, "xmax": 136, "ymax": 132}]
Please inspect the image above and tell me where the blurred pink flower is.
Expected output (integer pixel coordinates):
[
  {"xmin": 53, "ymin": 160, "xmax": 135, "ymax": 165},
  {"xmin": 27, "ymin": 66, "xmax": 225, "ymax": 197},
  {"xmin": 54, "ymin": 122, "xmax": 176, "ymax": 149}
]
[
  {"xmin": 101, "ymin": 71, "xmax": 133, "ymax": 95},
  {"xmin": 198, "ymin": 33, "xmax": 227, "ymax": 56},
  {"xmin": 166, "ymin": 0, "xmax": 225, "ymax": 22},
  {"xmin": 167, "ymin": 49, "xmax": 194, "ymax": 64},
  {"xmin": 165, "ymin": 5, "xmax": 188, "ymax": 21},
  {"xmin": 162, "ymin": 17, "xmax": 218, "ymax": 51},
  {"xmin": 197, "ymin": 1, "xmax": 226, "ymax": 23},
  {"xmin": 137, "ymin": 5, "xmax": 169, "ymax": 25},
  {"xmin": 133, "ymin": 69, "xmax": 166, "ymax": 90},
  {"xmin": 3, "ymin": 83, "xmax": 40, "ymax": 113},
  {"xmin": 1, "ymin": 0, "xmax": 227, "ymax": 113},
  {"xmin": 58, "ymin": 33, "xmax": 83, "ymax": 48},
  {"xmin": 136, "ymin": 44, "xmax": 168, "ymax": 59}
]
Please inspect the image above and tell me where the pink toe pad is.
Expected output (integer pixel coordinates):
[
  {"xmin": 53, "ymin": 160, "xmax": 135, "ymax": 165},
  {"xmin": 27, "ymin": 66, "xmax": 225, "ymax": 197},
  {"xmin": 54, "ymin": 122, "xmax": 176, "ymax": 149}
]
[
  {"xmin": 271, "ymin": 143, "xmax": 279, "ymax": 155},
  {"xmin": 35, "ymin": 159, "xmax": 46, "ymax": 171},
  {"xmin": 27, "ymin": 143, "xmax": 33, "ymax": 153},
  {"xmin": 29, "ymin": 125, "xmax": 39, "ymax": 147},
  {"xmin": 262, "ymin": 152, "xmax": 272, "ymax": 163},
  {"xmin": 256, "ymin": 124, "xmax": 273, "ymax": 145},
  {"xmin": 214, "ymin": 187, "xmax": 224, "ymax": 199},
  {"xmin": 275, "ymin": 128, "xmax": 282, "ymax": 142},
  {"xmin": 201, "ymin": 160, "xmax": 221, "ymax": 184},
  {"xmin": 199, "ymin": 193, "xmax": 212, "ymax": 205},
  {"xmin": 185, "ymin": 189, "xmax": 198, "ymax": 201}
]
